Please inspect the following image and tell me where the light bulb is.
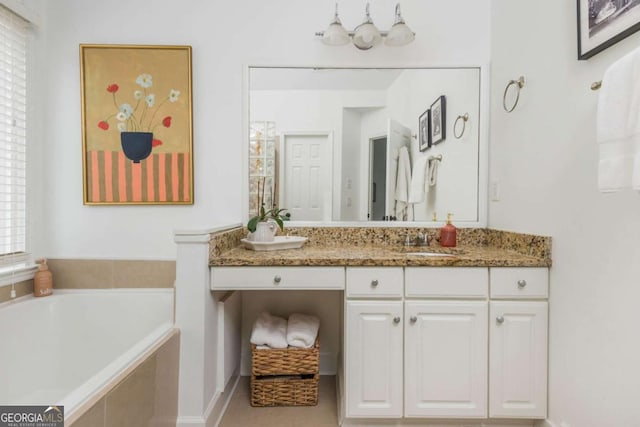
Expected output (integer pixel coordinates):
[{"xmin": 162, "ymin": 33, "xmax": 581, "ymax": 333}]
[{"xmin": 352, "ymin": 3, "xmax": 381, "ymax": 50}]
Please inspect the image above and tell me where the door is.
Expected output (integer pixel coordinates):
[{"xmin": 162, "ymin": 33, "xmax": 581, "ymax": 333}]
[
  {"xmin": 282, "ymin": 133, "xmax": 331, "ymax": 221},
  {"xmin": 345, "ymin": 300, "xmax": 403, "ymax": 418},
  {"xmin": 369, "ymin": 136, "xmax": 387, "ymax": 220},
  {"xmin": 385, "ymin": 119, "xmax": 412, "ymax": 219},
  {"xmin": 489, "ymin": 301, "xmax": 548, "ymax": 418},
  {"xmin": 405, "ymin": 301, "xmax": 488, "ymax": 418}
]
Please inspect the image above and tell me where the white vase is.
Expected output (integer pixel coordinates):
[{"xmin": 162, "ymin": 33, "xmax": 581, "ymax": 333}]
[{"xmin": 253, "ymin": 221, "xmax": 277, "ymax": 242}]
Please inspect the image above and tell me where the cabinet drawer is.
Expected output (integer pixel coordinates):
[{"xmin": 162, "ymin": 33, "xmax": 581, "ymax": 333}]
[
  {"xmin": 405, "ymin": 267, "xmax": 488, "ymax": 298},
  {"xmin": 210, "ymin": 266, "xmax": 345, "ymax": 290},
  {"xmin": 346, "ymin": 267, "xmax": 403, "ymax": 298},
  {"xmin": 490, "ymin": 267, "xmax": 548, "ymax": 299}
]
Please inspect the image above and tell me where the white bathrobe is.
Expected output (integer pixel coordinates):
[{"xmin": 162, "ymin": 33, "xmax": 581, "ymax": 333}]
[{"xmin": 394, "ymin": 146, "xmax": 412, "ymax": 220}]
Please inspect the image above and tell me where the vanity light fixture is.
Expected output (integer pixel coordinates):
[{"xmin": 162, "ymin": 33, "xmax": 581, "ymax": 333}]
[
  {"xmin": 316, "ymin": 3, "xmax": 415, "ymax": 50},
  {"xmin": 321, "ymin": 3, "xmax": 351, "ymax": 46}
]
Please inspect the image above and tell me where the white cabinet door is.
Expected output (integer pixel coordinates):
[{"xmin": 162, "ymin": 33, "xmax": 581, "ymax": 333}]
[
  {"xmin": 404, "ymin": 301, "xmax": 488, "ymax": 418},
  {"xmin": 490, "ymin": 301, "xmax": 548, "ymax": 419},
  {"xmin": 346, "ymin": 300, "xmax": 403, "ymax": 418}
]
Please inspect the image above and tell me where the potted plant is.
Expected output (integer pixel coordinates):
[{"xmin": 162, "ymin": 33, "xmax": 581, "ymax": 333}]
[{"xmin": 247, "ymin": 178, "xmax": 288, "ymax": 242}]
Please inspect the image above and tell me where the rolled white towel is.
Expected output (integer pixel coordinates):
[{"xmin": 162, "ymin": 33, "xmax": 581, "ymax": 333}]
[
  {"xmin": 250, "ymin": 312, "xmax": 288, "ymax": 349},
  {"xmin": 286, "ymin": 313, "xmax": 320, "ymax": 348}
]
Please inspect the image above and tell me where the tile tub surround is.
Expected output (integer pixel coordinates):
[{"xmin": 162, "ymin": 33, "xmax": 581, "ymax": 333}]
[
  {"xmin": 47, "ymin": 259, "xmax": 176, "ymax": 289},
  {"xmin": 69, "ymin": 329, "xmax": 180, "ymax": 427},
  {"xmin": 0, "ymin": 279, "xmax": 33, "ymax": 303},
  {"xmin": 209, "ymin": 227, "xmax": 551, "ymax": 267}
]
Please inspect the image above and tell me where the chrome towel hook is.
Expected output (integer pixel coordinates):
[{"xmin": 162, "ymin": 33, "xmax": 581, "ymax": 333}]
[
  {"xmin": 453, "ymin": 113, "xmax": 469, "ymax": 139},
  {"xmin": 503, "ymin": 76, "xmax": 525, "ymax": 113}
]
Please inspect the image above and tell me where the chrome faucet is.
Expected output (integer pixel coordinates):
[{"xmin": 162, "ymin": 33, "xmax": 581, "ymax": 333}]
[{"xmin": 404, "ymin": 231, "xmax": 430, "ymax": 246}]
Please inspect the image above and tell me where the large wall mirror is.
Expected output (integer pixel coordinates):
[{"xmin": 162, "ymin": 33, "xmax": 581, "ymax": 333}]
[{"xmin": 247, "ymin": 66, "xmax": 487, "ymax": 226}]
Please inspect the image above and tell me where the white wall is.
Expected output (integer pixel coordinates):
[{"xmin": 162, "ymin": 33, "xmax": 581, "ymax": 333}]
[
  {"xmin": 490, "ymin": 1, "xmax": 640, "ymax": 426},
  {"xmin": 341, "ymin": 109, "xmax": 362, "ymax": 220},
  {"xmin": 34, "ymin": 0, "xmax": 490, "ymax": 260}
]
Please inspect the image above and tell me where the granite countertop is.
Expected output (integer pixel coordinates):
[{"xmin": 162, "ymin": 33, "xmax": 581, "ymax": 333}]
[
  {"xmin": 208, "ymin": 226, "xmax": 552, "ymax": 268},
  {"xmin": 210, "ymin": 244, "xmax": 549, "ymax": 267}
]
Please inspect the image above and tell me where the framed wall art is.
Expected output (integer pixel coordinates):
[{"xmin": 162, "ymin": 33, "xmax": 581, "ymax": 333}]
[
  {"xmin": 578, "ymin": 0, "xmax": 640, "ymax": 59},
  {"xmin": 80, "ymin": 44, "xmax": 193, "ymax": 204},
  {"xmin": 430, "ymin": 95, "xmax": 446, "ymax": 145},
  {"xmin": 418, "ymin": 109, "xmax": 431, "ymax": 151}
]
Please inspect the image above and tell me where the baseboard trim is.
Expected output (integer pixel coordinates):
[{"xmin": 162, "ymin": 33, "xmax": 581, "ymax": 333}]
[
  {"xmin": 211, "ymin": 371, "xmax": 241, "ymax": 427},
  {"xmin": 176, "ymin": 368, "xmax": 241, "ymax": 427}
]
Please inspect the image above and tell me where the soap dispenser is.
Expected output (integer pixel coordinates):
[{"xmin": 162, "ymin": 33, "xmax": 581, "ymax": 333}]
[
  {"xmin": 33, "ymin": 258, "xmax": 53, "ymax": 297},
  {"xmin": 440, "ymin": 213, "xmax": 457, "ymax": 247}
]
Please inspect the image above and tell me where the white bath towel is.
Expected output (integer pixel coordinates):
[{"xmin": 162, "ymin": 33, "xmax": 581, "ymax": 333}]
[
  {"xmin": 428, "ymin": 157, "xmax": 440, "ymax": 187},
  {"xmin": 408, "ymin": 155, "xmax": 429, "ymax": 204},
  {"xmin": 394, "ymin": 146, "xmax": 412, "ymax": 219},
  {"xmin": 597, "ymin": 45, "xmax": 640, "ymax": 192},
  {"xmin": 286, "ymin": 313, "xmax": 320, "ymax": 348},
  {"xmin": 250, "ymin": 312, "xmax": 288, "ymax": 349}
]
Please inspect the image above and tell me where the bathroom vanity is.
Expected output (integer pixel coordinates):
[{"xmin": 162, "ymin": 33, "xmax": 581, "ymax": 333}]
[{"xmin": 201, "ymin": 226, "xmax": 551, "ymax": 426}]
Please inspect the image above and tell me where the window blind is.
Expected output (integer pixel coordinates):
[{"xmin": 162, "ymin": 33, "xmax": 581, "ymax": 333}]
[{"xmin": 0, "ymin": 4, "xmax": 28, "ymax": 262}]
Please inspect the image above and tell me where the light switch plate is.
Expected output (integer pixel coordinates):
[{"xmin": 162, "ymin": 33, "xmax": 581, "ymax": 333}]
[{"xmin": 490, "ymin": 181, "xmax": 500, "ymax": 201}]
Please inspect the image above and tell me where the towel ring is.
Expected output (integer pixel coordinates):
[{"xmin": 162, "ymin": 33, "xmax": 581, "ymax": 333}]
[
  {"xmin": 503, "ymin": 76, "xmax": 525, "ymax": 113},
  {"xmin": 454, "ymin": 113, "xmax": 469, "ymax": 139}
]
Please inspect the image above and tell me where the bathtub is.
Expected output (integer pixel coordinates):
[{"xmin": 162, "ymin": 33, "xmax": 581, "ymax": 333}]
[{"xmin": 0, "ymin": 289, "xmax": 176, "ymax": 424}]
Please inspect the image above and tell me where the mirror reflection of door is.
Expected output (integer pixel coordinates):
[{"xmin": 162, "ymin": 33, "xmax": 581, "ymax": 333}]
[
  {"xmin": 281, "ymin": 133, "xmax": 331, "ymax": 221},
  {"xmin": 369, "ymin": 136, "xmax": 387, "ymax": 221}
]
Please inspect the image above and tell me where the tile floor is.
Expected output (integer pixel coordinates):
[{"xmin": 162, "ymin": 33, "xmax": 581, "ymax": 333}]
[{"xmin": 219, "ymin": 376, "xmax": 338, "ymax": 427}]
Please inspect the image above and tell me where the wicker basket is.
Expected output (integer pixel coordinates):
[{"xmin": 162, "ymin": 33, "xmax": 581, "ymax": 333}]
[
  {"xmin": 250, "ymin": 337, "xmax": 319, "ymax": 406},
  {"xmin": 250, "ymin": 374, "xmax": 319, "ymax": 407}
]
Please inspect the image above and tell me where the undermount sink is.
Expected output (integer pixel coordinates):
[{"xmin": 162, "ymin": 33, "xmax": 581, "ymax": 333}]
[
  {"xmin": 405, "ymin": 252, "xmax": 458, "ymax": 257},
  {"xmin": 399, "ymin": 247, "xmax": 467, "ymax": 257}
]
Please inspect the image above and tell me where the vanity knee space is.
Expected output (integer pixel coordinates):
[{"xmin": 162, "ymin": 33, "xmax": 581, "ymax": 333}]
[{"xmin": 344, "ymin": 266, "xmax": 549, "ymax": 421}]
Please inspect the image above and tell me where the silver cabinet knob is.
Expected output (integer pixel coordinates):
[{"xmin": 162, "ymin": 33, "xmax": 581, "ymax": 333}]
[
  {"xmin": 393, "ymin": 316, "xmax": 401, "ymax": 324},
  {"xmin": 273, "ymin": 275, "xmax": 282, "ymax": 284},
  {"xmin": 410, "ymin": 316, "xmax": 417, "ymax": 324},
  {"xmin": 371, "ymin": 279, "xmax": 379, "ymax": 287},
  {"xmin": 517, "ymin": 279, "xmax": 527, "ymax": 288},
  {"xmin": 496, "ymin": 315, "xmax": 505, "ymax": 324}
]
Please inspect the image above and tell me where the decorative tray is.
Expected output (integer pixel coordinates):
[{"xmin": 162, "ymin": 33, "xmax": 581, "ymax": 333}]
[{"xmin": 241, "ymin": 236, "xmax": 308, "ymax": 251}]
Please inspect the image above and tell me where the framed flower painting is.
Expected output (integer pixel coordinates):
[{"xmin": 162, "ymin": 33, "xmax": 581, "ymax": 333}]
[{"xmin": 80, "ymin": 45, "xmax": 193, "ymax": 204}]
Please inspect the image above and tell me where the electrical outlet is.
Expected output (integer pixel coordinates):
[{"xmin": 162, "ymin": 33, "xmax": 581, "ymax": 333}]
[{"xmin": 490, "ymin": 181, "xmax": 500, "ymax": 201}]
